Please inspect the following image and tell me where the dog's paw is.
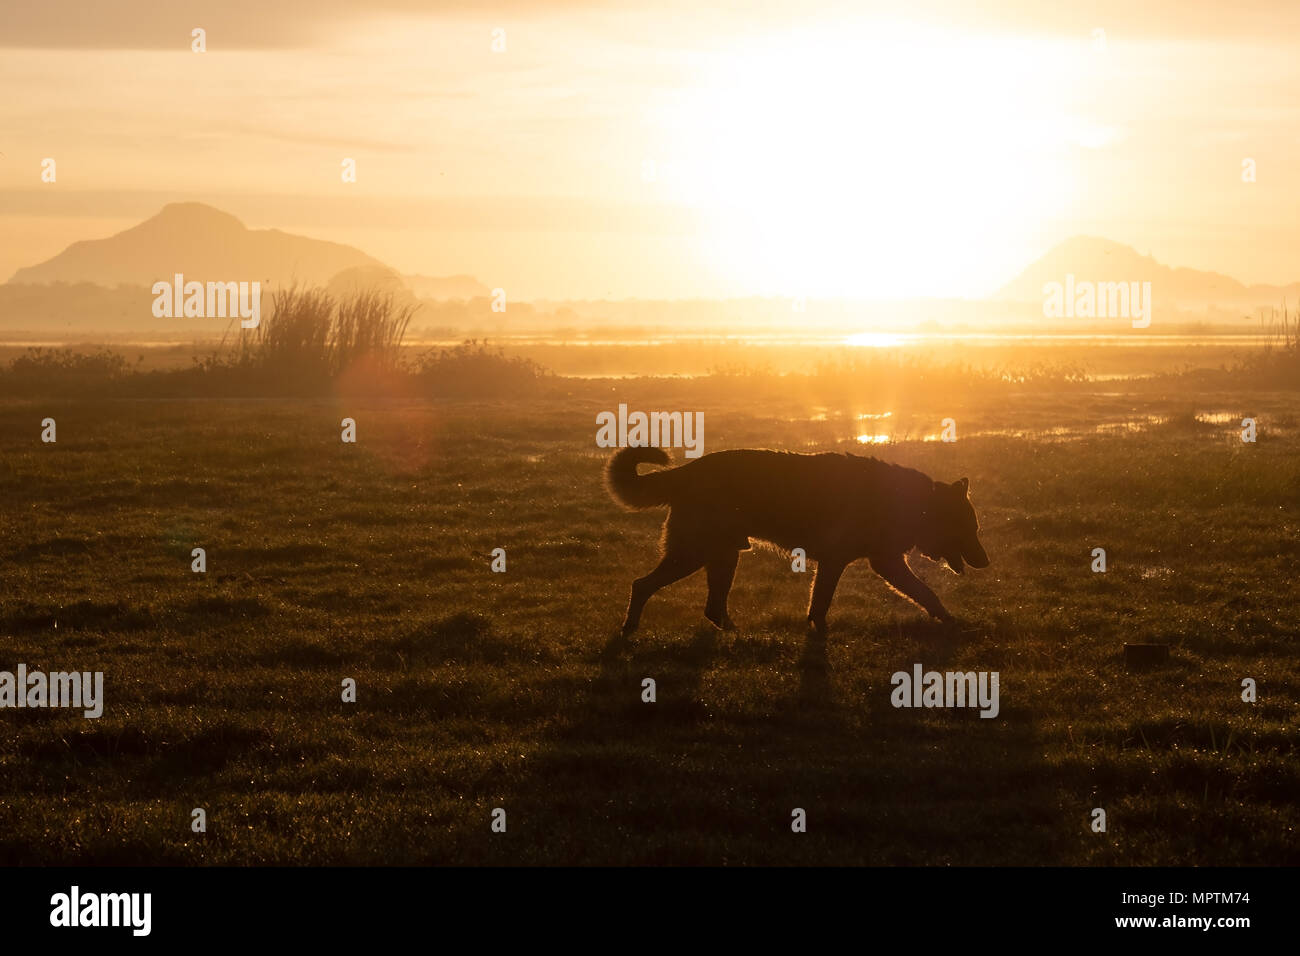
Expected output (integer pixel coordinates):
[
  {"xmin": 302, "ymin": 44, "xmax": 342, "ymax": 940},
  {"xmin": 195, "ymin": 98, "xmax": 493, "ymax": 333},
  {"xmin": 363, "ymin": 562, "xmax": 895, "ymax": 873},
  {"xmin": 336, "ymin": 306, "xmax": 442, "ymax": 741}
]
[{"xmin": 935, "ymin": 615, "xmax": 979, "ymax": 638}]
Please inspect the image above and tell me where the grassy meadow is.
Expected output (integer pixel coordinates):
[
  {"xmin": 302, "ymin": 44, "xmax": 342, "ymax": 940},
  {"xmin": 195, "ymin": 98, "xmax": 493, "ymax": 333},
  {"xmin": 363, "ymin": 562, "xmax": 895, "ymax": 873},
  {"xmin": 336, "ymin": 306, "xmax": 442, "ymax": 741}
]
[{"xmin": 0, "ymin": 365, "xmax": 1297, "ymax": 865}]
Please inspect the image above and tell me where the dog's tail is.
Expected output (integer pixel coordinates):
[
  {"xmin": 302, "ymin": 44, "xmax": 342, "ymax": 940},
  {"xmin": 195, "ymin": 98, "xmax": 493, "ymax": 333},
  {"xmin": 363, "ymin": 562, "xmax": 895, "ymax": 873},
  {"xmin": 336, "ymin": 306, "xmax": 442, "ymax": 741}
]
[{"xmin": 605, "ymin": 446, "xmax": 674, "ymax": 509}]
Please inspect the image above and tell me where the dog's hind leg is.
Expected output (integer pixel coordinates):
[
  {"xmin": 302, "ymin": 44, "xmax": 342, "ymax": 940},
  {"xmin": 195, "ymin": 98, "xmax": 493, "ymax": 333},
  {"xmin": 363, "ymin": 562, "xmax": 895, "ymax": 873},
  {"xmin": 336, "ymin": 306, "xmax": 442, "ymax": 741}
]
[
  {"xmin": 622, "ymin": 550, "xmax": 707, "ymax": 636},
  {"xmin": 704, "ymin": 550, "xmax": 740, "ymax": 631},
  {"xmin": 807, "ymin": 558, "xmax": 848, "ymax": 636}
]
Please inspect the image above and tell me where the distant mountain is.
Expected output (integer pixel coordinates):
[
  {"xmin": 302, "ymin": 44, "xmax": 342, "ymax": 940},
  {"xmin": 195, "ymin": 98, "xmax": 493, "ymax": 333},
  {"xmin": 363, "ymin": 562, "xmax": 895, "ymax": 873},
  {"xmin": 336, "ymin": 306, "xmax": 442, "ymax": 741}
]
[
  {"xmin": 325, "ymin": 264, "xmax": 427, "ymax": 316},
  {"xmin": 8, "ymin": 202, "xmax": 494, "ymax": 307},
  {"xmin": 0, "ymin": 204, "xmax": 502, "ymax": 333},
  {"xmin": 996, "ymin": 236, "xmax": 1300, "ymax": 312},
  {"xmin": 9, "ymin": 202, "xmax": 393, "ymax": 288}
]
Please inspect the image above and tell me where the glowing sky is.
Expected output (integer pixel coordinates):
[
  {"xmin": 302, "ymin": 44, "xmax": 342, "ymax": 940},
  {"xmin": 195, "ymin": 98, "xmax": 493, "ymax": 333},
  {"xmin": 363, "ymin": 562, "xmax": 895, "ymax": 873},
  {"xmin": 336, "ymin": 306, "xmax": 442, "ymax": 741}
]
[{"xmin": 3, "ymin": 0, "xmax": 1298, "ymax": 299}]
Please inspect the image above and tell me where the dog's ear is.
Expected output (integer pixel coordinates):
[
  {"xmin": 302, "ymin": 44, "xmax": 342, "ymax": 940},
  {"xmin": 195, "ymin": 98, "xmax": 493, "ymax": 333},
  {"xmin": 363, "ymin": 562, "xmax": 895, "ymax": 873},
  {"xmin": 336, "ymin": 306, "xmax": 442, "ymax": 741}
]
[{"xmin": 955, "ymin": 477, "xmax": 969, "ymax": 495}]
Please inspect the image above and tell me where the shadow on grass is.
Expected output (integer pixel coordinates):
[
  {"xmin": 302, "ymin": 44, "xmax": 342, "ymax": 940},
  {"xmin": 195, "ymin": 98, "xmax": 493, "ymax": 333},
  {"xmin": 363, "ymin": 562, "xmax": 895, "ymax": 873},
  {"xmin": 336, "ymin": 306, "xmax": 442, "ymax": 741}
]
[
  {"xmin": 432, "ymin": 608, "xmax": 1066, "ymax": 865},
  {"xmin": 0, "ymin": 599, "xmax": 157, "ymax": 634}
]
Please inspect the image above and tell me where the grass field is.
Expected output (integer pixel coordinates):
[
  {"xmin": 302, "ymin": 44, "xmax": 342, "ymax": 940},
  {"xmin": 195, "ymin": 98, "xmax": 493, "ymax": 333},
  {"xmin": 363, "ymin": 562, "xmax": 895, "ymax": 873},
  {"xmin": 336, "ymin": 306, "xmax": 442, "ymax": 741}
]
[{"xmin": 0, "ymin": 379, "xmax": 1297, "ymax": 865}]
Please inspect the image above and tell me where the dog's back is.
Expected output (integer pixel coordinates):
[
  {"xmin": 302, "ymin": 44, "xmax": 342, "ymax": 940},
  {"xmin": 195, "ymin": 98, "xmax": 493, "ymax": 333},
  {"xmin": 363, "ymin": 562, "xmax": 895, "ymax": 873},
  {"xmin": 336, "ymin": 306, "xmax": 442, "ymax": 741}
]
[{"xmin": 607, "ymin": 447, "xmax": 931, "ymax": 554}]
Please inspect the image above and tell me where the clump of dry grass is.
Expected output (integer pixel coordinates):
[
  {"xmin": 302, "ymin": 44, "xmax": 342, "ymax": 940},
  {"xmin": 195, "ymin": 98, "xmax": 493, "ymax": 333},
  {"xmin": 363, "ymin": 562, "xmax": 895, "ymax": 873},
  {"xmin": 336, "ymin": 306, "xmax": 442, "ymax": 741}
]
[
  {"xmin": 233, "ymin": 285, "xmax": 414, "ymax": 382},
  {"xmin": 1235, "ymin": 302, "xmax": 1300, "ymax": 387}
]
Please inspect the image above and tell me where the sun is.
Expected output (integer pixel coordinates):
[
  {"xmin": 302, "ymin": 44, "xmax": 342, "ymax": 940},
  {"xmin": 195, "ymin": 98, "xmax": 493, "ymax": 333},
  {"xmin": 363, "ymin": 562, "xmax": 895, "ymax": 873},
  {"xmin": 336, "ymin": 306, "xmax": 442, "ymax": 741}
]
[{"xmin": 662, "ymin": 21, "xmax": 1077, "ymax": 300}]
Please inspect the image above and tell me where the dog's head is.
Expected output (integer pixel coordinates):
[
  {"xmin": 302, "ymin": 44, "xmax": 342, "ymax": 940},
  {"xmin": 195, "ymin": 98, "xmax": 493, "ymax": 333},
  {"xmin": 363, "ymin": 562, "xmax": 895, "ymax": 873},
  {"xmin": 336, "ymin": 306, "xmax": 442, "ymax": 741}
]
[{"xmin": 917, "ymin": 477, "xmax": 990, "ymax": 575}]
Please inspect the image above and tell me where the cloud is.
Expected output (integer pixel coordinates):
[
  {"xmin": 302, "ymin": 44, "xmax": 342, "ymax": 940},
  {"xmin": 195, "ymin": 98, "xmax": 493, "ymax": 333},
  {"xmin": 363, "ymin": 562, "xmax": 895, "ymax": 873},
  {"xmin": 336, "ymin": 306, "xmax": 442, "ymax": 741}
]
[
  {"xmin": 7, "ymin": 1, "xmax": 1300, "ymax": 50},
  {"xmin": 1, "ymin": 0, "xmax": 591, "ymax": 50}
]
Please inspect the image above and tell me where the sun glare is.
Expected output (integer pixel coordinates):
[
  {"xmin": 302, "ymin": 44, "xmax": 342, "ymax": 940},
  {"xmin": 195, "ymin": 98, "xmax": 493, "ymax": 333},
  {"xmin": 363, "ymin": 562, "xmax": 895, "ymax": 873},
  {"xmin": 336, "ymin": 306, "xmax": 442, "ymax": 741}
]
[
  {"xmin": 845, "ymin": 331, "xmax": 906, "ymax": 347},
  {"xmin": 665, "ymin": 22, "xmax": 1076, "ymax": 299}
]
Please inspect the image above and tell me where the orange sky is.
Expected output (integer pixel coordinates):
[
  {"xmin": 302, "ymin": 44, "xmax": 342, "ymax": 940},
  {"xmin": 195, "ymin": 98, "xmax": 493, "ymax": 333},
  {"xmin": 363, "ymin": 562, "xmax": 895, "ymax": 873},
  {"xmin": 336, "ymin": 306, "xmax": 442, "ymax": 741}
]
[{"xmin": 3, "ymin": 0, "xmax": 1299, "ymax": 300}]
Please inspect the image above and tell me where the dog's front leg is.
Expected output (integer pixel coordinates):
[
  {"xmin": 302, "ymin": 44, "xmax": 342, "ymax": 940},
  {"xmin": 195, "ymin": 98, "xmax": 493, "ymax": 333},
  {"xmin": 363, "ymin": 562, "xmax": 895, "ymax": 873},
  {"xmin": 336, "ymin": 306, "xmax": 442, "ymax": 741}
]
[
  {"xmin": 869, "ymin": 554, "xmax": 954, "ymax": 623},
  {"xmin": 806, "ymin": 559, "xmax": 848, "ymax": 635}
]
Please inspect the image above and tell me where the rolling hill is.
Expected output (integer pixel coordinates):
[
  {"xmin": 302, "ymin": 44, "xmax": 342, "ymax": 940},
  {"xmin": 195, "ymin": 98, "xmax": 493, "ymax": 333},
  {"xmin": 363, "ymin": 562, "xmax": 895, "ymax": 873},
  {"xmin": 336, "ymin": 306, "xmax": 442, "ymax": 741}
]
[
  {"xmin": 9, "ymin": 202, "xmax": 392, "ymax": 289},
  {"xmin": 995, "ymin": 236, "xmax": 1300, "ymax": 312}
]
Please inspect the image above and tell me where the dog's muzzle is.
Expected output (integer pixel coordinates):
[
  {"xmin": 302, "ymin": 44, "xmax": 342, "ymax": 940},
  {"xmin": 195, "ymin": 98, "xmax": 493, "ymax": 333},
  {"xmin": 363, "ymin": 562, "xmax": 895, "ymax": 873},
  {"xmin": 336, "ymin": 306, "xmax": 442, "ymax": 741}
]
[{"xmin": 964, "ymin": 542, "xmax": 990, "ymax": 569}]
